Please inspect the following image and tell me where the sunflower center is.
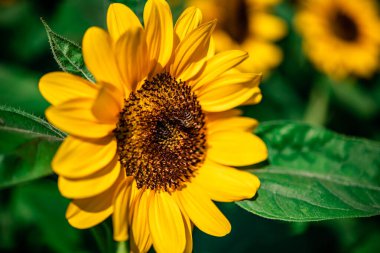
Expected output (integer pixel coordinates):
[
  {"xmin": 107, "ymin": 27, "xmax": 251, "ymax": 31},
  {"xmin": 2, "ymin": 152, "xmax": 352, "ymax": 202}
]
[
  {"xmin": 331, "ymin": 10, "xmax": 359, "ymax": 42},
  {"xmin": 114, "ymin": 73, "xmax": 206, "ymax": 192},
  {"xmin": 221, "ymin": 0, "xmax": 249, "ymax": 44}
]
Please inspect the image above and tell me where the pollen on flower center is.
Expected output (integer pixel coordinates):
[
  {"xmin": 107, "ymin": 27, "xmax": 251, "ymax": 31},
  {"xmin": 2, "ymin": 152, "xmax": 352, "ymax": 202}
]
[
  {"xmin": 114, "ymin": 73, "xmax": 207, "ymax": 191},
  {"xmin": 331, "ymin": 10, "xmax": 359, "ymax": 42}
]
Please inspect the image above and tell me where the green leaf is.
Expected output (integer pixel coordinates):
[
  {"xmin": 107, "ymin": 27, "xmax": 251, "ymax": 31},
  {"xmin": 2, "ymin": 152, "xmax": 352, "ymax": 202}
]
[
  {"xmin": 41, "ymin": 18, "xmax": 94, "ymax": 82},
  {"xmin": 237, "ymin": 121, "xmax": 380, "ymax": 221},
  {"xmin": 0, "ymin": 105, "xmax": 64, "ymax": 189},
  {"xmin": 11, "ymin": 180, "xmax": 84, "ymax": 253}
]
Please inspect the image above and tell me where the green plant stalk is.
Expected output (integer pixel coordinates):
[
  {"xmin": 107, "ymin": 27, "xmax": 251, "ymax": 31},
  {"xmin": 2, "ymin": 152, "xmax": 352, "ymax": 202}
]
[
  {"xmin": 90, "ymin": 222, "xmax": 114, "ymax": 253},
  {"xmin": 116, "ymin": 241, "xmax": 129, "ymax": 253},
  {"xmin": 303, "ymin": 78, "xmax": 331, "ymax": 126}
]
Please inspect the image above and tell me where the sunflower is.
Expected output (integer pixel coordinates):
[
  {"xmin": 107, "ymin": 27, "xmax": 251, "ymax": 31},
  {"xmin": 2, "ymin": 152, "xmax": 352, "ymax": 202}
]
[
  {"xmin": 295, "ymin": 0, "xmax": 380, "ymax": 79},
  {"xmin": 188, "ymin": 0, "xmax": 287, "ymax": 74},
  {"xmin": 39, "ymin": 0, "xmax": 267, "ymax": 252}
]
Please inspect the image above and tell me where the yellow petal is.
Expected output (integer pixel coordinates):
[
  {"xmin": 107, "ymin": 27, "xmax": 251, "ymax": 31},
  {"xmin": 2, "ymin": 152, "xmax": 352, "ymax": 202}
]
[
  {"xmin": 199, "ymin": 72, "xmax": 260, "ymax": 94},
  {"xmin": 46, "ymin": 98, "xmax": 115, "ymax": 139},
  {"xmin": 130, "ymin": 189, "xmax": 153, "ymax": 253},
  {"xmin": 182, "ymin": 213, "xmax": 193, "ymax": 253},
  {"xmin": 58, "ymin": 159, "xmax": 121, "ymax": 199},
  {"xmin": 116, "ymin": 27, "xmax": 148, "ymax": 91},
  {"xmin": 171, "ymin": 20, "xmax": 216, "ymax": 81},
  {"xmin": 207, "ymin": 116, "xmax": 258, "ymax": 134},
  {"xmin": 241, "ymin": 39, "xmax": 283, "ymax": 73},
  {"xmin": 53, "ymin": 136, "xmax": 116, "ymax": 178},
  {"xmin": 175, "ymin": 183, "xmax": 231, "ymax": 237},
  {"xmin": 211, "ymin": 30, "xmax": 236, "ymax": 52},
  {"xmin": 107, "ymin": 3, "xmax": 142, "ymax": 43},
  {"xmin": 207, "ymin": 36, "xmax": 215, "ymax": 59},
  {"xmin": 144, "ymin": 0, "xmax": 173, "ymax": 73},
  {"xmin": 66, "ymin": 202, "xmax": 112, "ymax": 229},
  {"xmin": 206, "ymin": 109, "xmax": 242, "ymax": 122},
  {"xmin": 191, "ymin": 50, "xmax": 248, "ymax": 91},
  {"xmin": 250, "ymin": 13, "xmax": 287, "ymax": 41},
  {"xmin": 194, "ymin": 160, "xmax": 260, "ymax": 202},
  {"xmin": 66, "ymin": 182, "xmax": 118, "ymax": 229},
  {"xmin": 39, "ymin": 72, "xmax": 98, "ymax": 106},
  {"xmin": 241, "ymin": 92, "xmax": 263, "ymax": 106},
  {"xmin": 149, "ymin": 192, "xmax": 186, "ymax": 253},
  {"xmin": 174, "ymin": 7, "xmax": 202, "ymax": 44},
  {"xmin": 208, "ymin": 131, "xmax": 268, "ymax": 166},
  {"xmin": 113, "ymin": 178, "xmax": 133, "ymax": 241},
  {"xmin": 198, "ymin": 74, "xmax": 262, "ymax": 112},
  {"xmin": 247, "ymin": 0, "xmax": 281, "ymax": 8},
  {"xmin": 128, "ymin": 181, "xmax": 143, "ymax": 224},
  {"xmin": 82, "ymin": 27, "xmax": 124, "ymax": 93},
  {"xmin": 92, "ymin": 83, "xmax": 123, "ymax": 123}
]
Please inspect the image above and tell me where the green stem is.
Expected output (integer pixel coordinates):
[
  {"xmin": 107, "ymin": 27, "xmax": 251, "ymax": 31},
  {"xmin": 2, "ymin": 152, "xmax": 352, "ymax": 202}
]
[
  {"xmin": 116, "ymin": 241, "xmax": 129, "ymax": 253},
  {"xmin": 90, "ymin": 222, "xmax": 114, "ymax": 253},
  {"xmin": 303, "ymin": 77, "xmax": 331, "ymax": 126}
]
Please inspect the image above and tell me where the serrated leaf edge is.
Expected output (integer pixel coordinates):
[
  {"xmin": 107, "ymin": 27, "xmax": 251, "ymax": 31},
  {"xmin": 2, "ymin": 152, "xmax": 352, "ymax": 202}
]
[
  {"xmin": 40, "ymin": 18, "xmax": 94, "ymax": 82},
  {"xmin": 0, "ymin": 105, "xmax": 65, "ymax": 139}
]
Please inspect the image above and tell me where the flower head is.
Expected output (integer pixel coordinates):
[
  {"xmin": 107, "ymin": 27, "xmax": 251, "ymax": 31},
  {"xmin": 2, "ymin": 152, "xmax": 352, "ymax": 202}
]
[
  {"xmin": 39, "ymin": 0, "xmax": 267, "ymax": 252},
  {"xmin": 189, "ymin": 0, "xmax": 287, "ymax": 74},
  {"xmin": 295, "ymin": 0, "xmax": 380, "ymax": 79}
]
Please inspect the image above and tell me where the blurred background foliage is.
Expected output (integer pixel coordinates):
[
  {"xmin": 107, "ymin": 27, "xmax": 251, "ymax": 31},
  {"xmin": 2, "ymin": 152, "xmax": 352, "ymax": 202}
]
[{"xmin": 1, "ymin": 0, "xmax": 380, "ymax": 252}]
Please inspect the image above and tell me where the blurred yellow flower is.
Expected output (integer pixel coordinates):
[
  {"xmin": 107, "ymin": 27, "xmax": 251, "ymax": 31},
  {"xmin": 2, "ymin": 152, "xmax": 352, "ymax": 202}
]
[
  {"xmin": 0, "ymin": 0, "xmax": 16, "ymax": 6},
  {"xmin": 189, "ymin": 0, "xmax": 287, "ymax": 74},
  {"xmin": 295, "ymin": 0, "xmax": 380, "ymax": 79},
  {"xmin": 39, "ymin": 0, "xmax": 267, "ymax": 252}
]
